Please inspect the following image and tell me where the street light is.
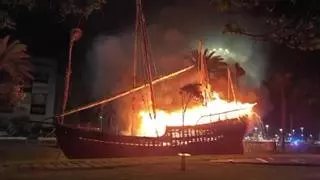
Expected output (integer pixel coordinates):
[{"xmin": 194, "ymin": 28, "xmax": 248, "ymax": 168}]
[
  {"xmin": 279, "ymin": 128, "xmax": 284, "ymax": 152},
  {"xmin": 300, "ymin": 127, "xmax": 304, "ymax": 139},
  {"xmin": 292, "ymin": 129, "xmax": 295, "ymax": 134},
  {"xmin": 279, "ymin": 128, "xmax": 283, "ymax": 133},
  {"xmin": 300, "ymin": 127, "xmax": 304, "ymax": 132},
  {"xmin": 265, "ymin": 124, "xmax": 269, "ymax": 139}
]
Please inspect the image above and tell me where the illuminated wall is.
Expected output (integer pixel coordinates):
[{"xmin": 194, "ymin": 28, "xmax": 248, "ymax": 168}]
[{"xmin": 0, "ymin": 57, "xmax": 57, "ymax": 125}]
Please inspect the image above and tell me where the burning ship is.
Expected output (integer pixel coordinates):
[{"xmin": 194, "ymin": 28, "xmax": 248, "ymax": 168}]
[
  {"xmin": 56, "ymin": 96, "xmax": 254, "ymax": 158},
  {"xmin": 54, "ymin": 0, "xmax": 256, "ymax": 159}
]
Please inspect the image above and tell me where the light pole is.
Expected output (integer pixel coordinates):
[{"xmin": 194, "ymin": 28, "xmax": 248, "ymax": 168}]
[
  {"xmin": 265, "ymin": 124, "xmax": 269, "ymax": 139},
  {"xmin": 300, "ymin": 127, "xmax": 304, "ymax": 140},
  {"xmin": 309, "ymin": 134, "xmax": 313, "ymax": 139},
  {"xmin": 279, "ymin": 128, "xmax": 284, "ymax": 152},
  {"xmin": 254, "ymin": 127, "xmax": 258, "ymax": 140}
]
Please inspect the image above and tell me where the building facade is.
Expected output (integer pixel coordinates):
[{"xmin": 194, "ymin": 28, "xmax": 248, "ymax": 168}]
[{"xmin": 0, "ymin": 57, "xmax": 57, "ymax": 124}]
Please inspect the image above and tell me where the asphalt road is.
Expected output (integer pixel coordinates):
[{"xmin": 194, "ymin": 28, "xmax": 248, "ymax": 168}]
[
  {"xmin": 1, "ymin": 154, "xmax": 320, "ymax": 180},
  {"xmin": 1, "ymin": 143, "xmax": 320, "ymax": 180}
]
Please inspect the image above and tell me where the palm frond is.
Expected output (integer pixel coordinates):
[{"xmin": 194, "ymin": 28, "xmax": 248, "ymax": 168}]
[
  {"xmin": 207, "ymin": 51, "xmax": 216, "ymax": 59},
  {"xmin": 180, "ymin": 83, "xmax": 204, "ymax": 100},
  {"xmin": 187, "ymin": 48, "xmax": 229, "ymax": 75},
  {"xmin": 6, "ymin": 42, "xmax": 27, "ymax": 56},
  {"xmin": 0, "ymin": 36, "xmax": 10, "ymax": 55},
  {"xmin": 0, "ymin": 36, "xmax": 33, "ymax": 81}
]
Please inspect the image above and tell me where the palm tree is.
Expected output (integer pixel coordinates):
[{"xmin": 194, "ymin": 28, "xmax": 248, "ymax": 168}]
[
  {"xmin": 187, "ymin": 48, "xmax": 246, "ymax": 100},
  {"xmin": 264, "ymin": 72, "xmax": 292, "ymax": 152},
  {"xmin": 188, "ymin": 48, "xmax": 246, "ymax": 80},
  {"xmin": 189, "ymin": 48, "xmax": 228, "ymax": 78},
  {"xmin": 0, "ymin": 36, "xmax": 33, "ymax": 104},
  {"xmin": 179, "ymin": 82, "xmax": 203, "ymax": 171},
  {"xmin": 0, "ymin": 36, "xmax": 32, "ymax": 81},
  {"xmin": 60, "ymin": 28, "xmax": 82, "ymax": 124}
]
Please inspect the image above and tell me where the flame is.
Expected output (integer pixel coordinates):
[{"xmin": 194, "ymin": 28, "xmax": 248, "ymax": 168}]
[{"xmin": 136, "ymin": 91, "xmax": 256, "ymax": 137}]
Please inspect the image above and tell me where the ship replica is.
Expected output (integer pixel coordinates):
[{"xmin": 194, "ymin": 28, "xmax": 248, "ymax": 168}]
[{"xmin": 54, "ymin": 0, "xmax": 255, "ymax": 159}]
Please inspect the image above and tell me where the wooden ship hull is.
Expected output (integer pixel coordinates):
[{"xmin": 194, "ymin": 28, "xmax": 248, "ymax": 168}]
[{"xmin": 55, "ymin": 116, "xmax": 248, "ymax": 159}]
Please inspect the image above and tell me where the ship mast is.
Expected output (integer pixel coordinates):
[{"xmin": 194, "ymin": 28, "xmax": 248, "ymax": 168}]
[
  {"xmin": 134, "ymin": 0, "xmax": 157, "ymax": 120},
  {"xmin": 53, "ymin": 0, "xmax": 197, "ymax": 120}
]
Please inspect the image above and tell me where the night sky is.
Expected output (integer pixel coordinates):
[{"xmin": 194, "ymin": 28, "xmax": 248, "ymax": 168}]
[
  {"xmin": 12, "ymin": 0, "xmax": 319, "ymax": 75},
  {"xmin": 12, "ymin": 0, "xmax": 174, "ymax": 65},
  {"xmin": 6, "ymin": 0, "xmax": 320, "ymax": 134}
]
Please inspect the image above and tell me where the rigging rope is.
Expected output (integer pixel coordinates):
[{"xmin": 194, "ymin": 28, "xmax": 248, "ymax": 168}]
[
  {"xmin": 132, "ymin": 0, "xmax": 158, "ymax": 136},
  {"xmin": 53, "ymin": 65, "xmax": 195, "ymax": 119},
  {"xmin": 227, "ymin": 67, "xmax": 237, "ymax": 102}
]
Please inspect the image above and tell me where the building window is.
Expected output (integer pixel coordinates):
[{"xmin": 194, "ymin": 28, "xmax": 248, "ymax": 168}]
[
  {"xmin": 15, "ymin": 93, "xmax": 31, "ymax": 112},
  {"xmin": 33, "ymin": 72, "xmax": 49, "ymax": 84},
  {"xmin": 30, "ymin": 93, "xmax": 47, "ymax": 115},
  {"xmin": 22, "ymin": 78, "xmax": 33, "ymax": 93}
]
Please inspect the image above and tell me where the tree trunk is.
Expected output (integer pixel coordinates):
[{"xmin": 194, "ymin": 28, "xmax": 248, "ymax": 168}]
[{"xmin": 60, "ymin": 41, "xmax": 74, "ymax": 124}]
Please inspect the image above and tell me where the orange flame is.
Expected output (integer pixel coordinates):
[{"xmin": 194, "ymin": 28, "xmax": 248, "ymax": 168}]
[{"xmin": 136, "ymin": 92, "xmax": 256, "ymax": 137}]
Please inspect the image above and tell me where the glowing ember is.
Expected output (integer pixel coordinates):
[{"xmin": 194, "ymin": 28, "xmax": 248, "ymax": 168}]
[{"xmin": 137, "ymin": 92, "xmax": 256, "ymax": 137}]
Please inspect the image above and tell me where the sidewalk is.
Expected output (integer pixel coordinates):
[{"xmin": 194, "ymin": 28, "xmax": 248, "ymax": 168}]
[
  {"xmin": 210, "ymin": 154, "xmax": 320, "ymax": 166},
  {"xmin": 1, "ymin": 154, "xmax": 320, "ymax": 174}
]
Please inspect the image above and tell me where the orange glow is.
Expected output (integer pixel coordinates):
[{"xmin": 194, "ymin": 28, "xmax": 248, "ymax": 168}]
[{"xmin": 136, "ymin": 90, "xmax": 256, "ymax": 137}]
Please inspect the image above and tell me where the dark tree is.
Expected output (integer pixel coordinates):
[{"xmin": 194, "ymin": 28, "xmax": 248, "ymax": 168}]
[
  {"xmin": 0, "ymin": 36, "xmax": 33, "ymax": 105},
  {"xmin": 212, "ymin": 0, "xmax": 320, "ymax": 51},
  {"xmin": 0, "ymin": 0, "xmax": 107, "ymax": 30}
]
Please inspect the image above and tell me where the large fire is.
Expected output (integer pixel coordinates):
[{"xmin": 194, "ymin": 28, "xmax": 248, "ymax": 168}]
[{"xmin": 136, "ymin": 91, "xmax": 256, "ymax": 137}]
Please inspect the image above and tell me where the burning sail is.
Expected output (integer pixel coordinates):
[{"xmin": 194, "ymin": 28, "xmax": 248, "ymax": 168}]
[
  {"xmin": 136, "ymin": 41, "xmax": 256, "ymax": 137},
  {"xmin": 137, "ymin": 89, "xmax": 256, "ymax": 137}
]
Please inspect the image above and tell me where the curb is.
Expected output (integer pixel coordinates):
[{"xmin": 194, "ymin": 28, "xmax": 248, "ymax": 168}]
[
  {"xmin": 236, "ymin": 162, "xmax": 320, "ymax": 167},
  {"xmin": 210, "ymin": 159, "xmax": 320, "ymax": 167},
  {"xmin": 0, "ymin": 160, "xmax": 139, "ymax": 173}
]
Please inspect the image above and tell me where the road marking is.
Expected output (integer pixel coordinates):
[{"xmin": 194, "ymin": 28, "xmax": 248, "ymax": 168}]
[
  {"xmin": 256, "ymin": 158, "xmax": 268, "ymax": 163},
  {"xmin": 291, "ymin": 159, "xmax": 300, "ymax": 163},
  {"xmin": 209, "ymin": 159, "xmax": 231, "ymax": 163},
  {"xmin": 290, "ymin": 159, "xmax": 306, "ymax": 163}
]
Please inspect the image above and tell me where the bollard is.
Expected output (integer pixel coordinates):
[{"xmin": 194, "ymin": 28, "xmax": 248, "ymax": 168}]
[
  {"xmin": 178, "ymin": 153, "xmax": 191, "ymax": 171},
  {"xmin": 181, "ymin": 155, "xmax": 186, "ymax": 171}
]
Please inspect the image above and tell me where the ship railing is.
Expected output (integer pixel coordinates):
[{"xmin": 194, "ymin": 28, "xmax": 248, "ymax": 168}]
[{"xmin": 195, "ymin": 108, "xmax": 249, "ymax": 125}]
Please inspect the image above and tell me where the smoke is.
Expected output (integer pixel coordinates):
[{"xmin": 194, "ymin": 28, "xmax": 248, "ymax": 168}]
[
  {"xmin": 85, "ymin": 1, "xmax": 272, "ymax": 132},
  {"xmin": 86, "ymin": 34, "xmax": 133, "ymax": 99}
]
